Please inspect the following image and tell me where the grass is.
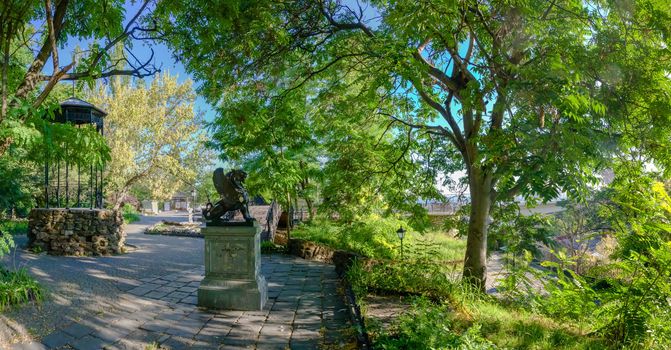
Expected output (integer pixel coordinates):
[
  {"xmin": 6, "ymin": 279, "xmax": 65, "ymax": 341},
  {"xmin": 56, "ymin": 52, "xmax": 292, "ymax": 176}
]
[
  {"xmin": 0, "ymin": 220, "xmax": 28, "ymax": 235},
  {"xmin": 0, "ymin": 267, "xmax": 44, "ymax": 310},
  {"xmin": 261, "ymin": 240, "xmax": 285, "ymax": 254},
  {"xmin": 370, "ymin": 296, "xmax": 609, "ymax": 350},
  {"xmin": 292, "ymin": 215, "xmax": 466, "ymax": 261}
]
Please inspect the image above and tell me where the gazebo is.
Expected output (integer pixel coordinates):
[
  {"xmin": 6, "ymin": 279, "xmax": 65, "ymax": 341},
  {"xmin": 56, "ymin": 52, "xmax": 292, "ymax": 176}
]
[
  {"xmin": 43, "ymin": 97, "xmax": 106, "ymax": 209},
  {"xmin": 28, "ymin": 97, "xmax": 126, "ymax": 256}
]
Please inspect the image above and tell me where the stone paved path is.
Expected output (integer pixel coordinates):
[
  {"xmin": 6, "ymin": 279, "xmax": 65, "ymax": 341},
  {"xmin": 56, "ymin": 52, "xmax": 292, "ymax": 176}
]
[{"xmin": 2, "ymin": 214, "xmax": 353, "ymax": 350}]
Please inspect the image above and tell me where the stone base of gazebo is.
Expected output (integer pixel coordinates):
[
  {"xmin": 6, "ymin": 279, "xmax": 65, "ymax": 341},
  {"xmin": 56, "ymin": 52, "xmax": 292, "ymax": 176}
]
[{"xmin": 28, "ymin": 208, "xmax": 125, "ymax": 256}]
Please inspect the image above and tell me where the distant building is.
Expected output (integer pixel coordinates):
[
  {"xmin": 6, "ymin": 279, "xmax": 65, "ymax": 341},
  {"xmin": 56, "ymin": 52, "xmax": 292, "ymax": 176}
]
[{"xmin": 170, "ymin": 192, "xmax": 191, "ymax": 211}]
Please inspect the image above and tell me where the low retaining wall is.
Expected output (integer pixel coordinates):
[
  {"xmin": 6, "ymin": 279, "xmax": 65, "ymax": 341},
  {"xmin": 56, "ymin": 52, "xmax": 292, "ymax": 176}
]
[
  {"xmin": 28, "ymin": 208, "xmax": 125, "ymax": 256},
  {"xmin": 287, "ymin": 238, "xmax": 361, "ymax": 276}
]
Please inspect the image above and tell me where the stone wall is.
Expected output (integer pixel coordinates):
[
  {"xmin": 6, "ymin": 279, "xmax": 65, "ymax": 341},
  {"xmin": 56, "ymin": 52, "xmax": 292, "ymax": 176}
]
[
  {"xmin": 287, "ymin": 238, "xmax": 362, "ymax": 276},
  {"xmin": 28, "ymin": 208, "xmax": 125, "ymax": 256}
]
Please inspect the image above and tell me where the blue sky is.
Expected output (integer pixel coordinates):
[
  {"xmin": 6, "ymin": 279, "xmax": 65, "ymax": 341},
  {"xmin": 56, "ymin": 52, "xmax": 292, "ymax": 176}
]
[{"xmin": 43, "ymin": 1, "xmax": 216, "ymax": 123}]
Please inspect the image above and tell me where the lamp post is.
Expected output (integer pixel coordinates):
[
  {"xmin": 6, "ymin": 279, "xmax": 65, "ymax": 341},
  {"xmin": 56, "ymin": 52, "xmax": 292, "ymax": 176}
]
[{"xmin": 396, "ymin": 226, "xmax": 406, "ymax": 260}]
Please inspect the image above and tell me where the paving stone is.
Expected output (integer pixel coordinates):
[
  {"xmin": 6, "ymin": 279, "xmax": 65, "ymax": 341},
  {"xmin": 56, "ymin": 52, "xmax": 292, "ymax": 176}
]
[
  {"xmin": 104, "ymin": 339, "xmax": 146, "ymax": 350},
  {"xmin": 160, "ymin": 335, "xmax": 192, "ymax": 350},
  {"xmin": 259, "ymin": 322, "xmax": 292, "ymax": 337},
  {"xmin": 254, "ymin": 339, "xmax": 290, "ymax": 350},
  {"xmin": 41, "ymin": 331, "xmax": 75, "ymax": 348},
  {"xmin": 163, "ymin": 321, "xmax": 203, "ymax": 338},
  {"xmin": 113, "ymin": 318, "xmax": 142, "ymax": 332},
  {"xmin": 288, "ymin": 339, "xmax": 320, "ymax": 350},
  {"xmin": 221, "ymin": 334, "xmax": 257, "ymax": 347},
  {"xmin": 155, "ymin": 285, "xmax": 176, "ymax": 293},
  {"xmin": 6, "ymin": 251, "xmax": 354, "ymax": 350},
  {"xmin": 145, "ymin": 290, "xmax": 170, "ymax": 299},
  {"xmin": 11, "ymin": 342, "xmax": 48, "ymax": 350},
  {"xmin": 186, "ymin": 310, "xmax": 214, "ymax": 322},
  {"xmin": 139, "ymin": 319, "xmax": 172, "ymax": 332},
  {"xmin": 61, "ymin": 323, "xmax": 95, "ymax": 338},
  {"xmin": 291, "ymin": 329, "xmax": 322, "ymax": 341},
  {"xmin": 166, "ymin": 291, "xmax": 190, "ymax": 299},
  {"xmin": 70, "ymin": 335, "xmax": 108, "ymax": 350}
]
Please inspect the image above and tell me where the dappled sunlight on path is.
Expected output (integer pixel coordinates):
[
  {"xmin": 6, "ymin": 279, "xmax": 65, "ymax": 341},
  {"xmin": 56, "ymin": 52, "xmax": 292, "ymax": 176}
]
[{"xmin": 1, "ymin": 212, "xmax": 354, "ymax": 349}]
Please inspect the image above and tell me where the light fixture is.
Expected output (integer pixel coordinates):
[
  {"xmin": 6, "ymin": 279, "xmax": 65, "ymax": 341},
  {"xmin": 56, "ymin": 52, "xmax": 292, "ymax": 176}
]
[{"xmin": 396, "ymin": 226, "xmax": 406, "ymax": 259}]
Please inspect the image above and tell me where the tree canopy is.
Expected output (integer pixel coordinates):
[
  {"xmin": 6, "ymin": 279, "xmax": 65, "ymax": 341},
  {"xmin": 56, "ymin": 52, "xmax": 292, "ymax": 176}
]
[
  {"xmin": 87, "ymin": 73, "xmax": 208, "ymax": 208},
  {"xmin": 156, "ymin": 0, "xmax": 671, "ymax": 288},
  {"xmin": 157, "ymin": 0, "xmax": 671, "ymax": 285}
]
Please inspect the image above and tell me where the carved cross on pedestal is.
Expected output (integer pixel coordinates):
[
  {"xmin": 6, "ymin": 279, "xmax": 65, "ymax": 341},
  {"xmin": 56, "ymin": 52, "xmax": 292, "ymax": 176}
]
[{"xmin": 217, "ymin": 242, "xmax": 245, "ymax": 265}]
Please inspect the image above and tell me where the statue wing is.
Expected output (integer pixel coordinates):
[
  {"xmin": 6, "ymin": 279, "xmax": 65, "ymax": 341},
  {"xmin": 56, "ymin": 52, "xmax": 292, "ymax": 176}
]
[{"xmin": 213, "ymin": 168, "xmax": 226, "ymax": 195}]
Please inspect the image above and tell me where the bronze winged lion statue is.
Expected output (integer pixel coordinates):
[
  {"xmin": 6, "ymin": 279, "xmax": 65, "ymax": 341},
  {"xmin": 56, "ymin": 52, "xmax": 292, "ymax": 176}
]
[{"xmin": 202, "ymin": 168, "xmax": 254, "ymax": 224}]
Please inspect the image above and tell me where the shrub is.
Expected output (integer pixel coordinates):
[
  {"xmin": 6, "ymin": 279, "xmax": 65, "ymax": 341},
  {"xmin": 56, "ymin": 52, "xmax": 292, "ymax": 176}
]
[
  {"xmin": 121, "ymin": 203, "xmax": 140, "ymax": 224},
  {"xmin": 261, "ymin": 241, "xmax": 284, "ymax": 254},
  {"xmin": 373, "ymin": 297, "xmax": 497, "ymax": 350},
  {"xmin": 347, "ymin": 258, "xmax": 460, "ymax": 302},
  {"xmin": 0, "ymin": 230, "xmax": 14, "ymax": 258},
  {"xmin": 0, "ymin": 220, "xmax": 28, "ymax": 235},
  {"xmin": 0, "ymin": 267, "xmax": 44, "ymax": 310}
]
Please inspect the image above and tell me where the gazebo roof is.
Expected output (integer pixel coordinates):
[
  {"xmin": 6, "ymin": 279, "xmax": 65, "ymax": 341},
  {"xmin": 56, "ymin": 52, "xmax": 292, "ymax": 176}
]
[{"xmin": 59, "ymin": 97, "xmax": 107, "ymax": 116}]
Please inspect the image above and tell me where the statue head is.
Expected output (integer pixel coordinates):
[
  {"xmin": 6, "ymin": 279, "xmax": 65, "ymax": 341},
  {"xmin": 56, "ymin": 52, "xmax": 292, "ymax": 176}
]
[{"xmin": 229, "ymin": 169, "xmax": 248, "ymax": 184}]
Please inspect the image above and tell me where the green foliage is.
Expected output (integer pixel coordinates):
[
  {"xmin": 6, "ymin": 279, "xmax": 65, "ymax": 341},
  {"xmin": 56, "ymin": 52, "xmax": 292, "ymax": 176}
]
[
  {"xmin": 503, "ymin": 164, "xmax": 671, "ymax": 349},
  {"xmin": 0, "ymin": 267, "xmax": 44, "ymax": 310},
  {"xmin": 292, "ymin": 215, "xmax": 465, "ymax": 261},
  {"xmin": 372, "ymin": 296, "xmax": 606, "ymax": 350},
  {"xmin": 539, "ymin": 253, "xmax": 599, "ymax": 321},
  {"xmin": 347, "ymin": 259, "xmax": 461, "ymax": 302},
  {"xmin": 121, "ymin": 204, "xmax": 140, "ymax": 224},
  {"xmin": 260, "ymin": 241, "xmax": 284, "ymax": 254},
  {"xmin": 488, "ymin": 202, "xmax": 556, "ymax": 258},
  {"xmin": 373, "ymin": 298, "xmax": 497, "ymax": 350},
  {"xmin": 589, "ymin": 168, "xmax": 671, "ymax": 348},
  {"xmin": 0, "ymin": 230, "xmax": 15, "ymax": 259},
  {"xmin": 0, "ymin": 152, "xmax": 40, "ymax": 216},
  {"xmin": 154, "ymin": 0, "xmax": 671, "ymax": 288},
  {"xmin": 0, "ymin": 220, "xmax": 28, "ymax": 236},
  {"xmin": 87, "ymin": 73, "xmax": 209, "ymax": 205}
]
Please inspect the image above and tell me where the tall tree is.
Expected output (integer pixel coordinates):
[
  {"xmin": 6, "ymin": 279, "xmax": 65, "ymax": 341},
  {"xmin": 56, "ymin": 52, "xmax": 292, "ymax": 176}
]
[
  {"xmin": 87, "ymin": 73, "xmax": 207, "ymax": 209},
  {"xmin": 0, "ymin": 0, "xmax": 162, "ymax": 156},
  {"xmin": 158, "ymin": 0, "xmax": 671, "ymax": 288}
]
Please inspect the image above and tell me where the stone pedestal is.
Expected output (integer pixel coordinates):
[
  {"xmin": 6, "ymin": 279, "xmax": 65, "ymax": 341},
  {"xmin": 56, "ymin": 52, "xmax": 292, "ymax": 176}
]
[{"xmin": 198, "ymin": 221, "xmax": 267, "ymax": 310}]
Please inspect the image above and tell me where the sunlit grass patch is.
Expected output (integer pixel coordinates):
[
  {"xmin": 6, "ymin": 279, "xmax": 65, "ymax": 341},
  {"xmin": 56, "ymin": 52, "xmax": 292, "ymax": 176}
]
[
  {"xmin": 291, "ymin": 215, "xmax": 466, "ymax": 261},
  {"xmin": 373, "ymin": 296, "xmax": 609, "ymax": 350},
  {"xmin": 453, "ymin": 301, "xmax": 606, "ymax": 350}
]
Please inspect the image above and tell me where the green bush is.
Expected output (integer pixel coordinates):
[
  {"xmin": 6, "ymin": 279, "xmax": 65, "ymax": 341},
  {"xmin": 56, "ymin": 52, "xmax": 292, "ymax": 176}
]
[
  {"xmin": 261, "ymin": 240, "xmax": 284, "ymax": 254},
  {"xmin": 0, "ymin": 220, "xmax": 28, "ymax": 235},
  {"xmin": 373, "ymin": 297, "xmax": 497, "ymax": 350},
  {"xmin": 347, "ymin": 258, "xmax": 461, "ymax": 302},
  {"xmin": 0, "ymin": 267, "xmax": 44, "ymax": 310},
  {"xmin": 121, "ymin": 203, "xmax": 140, "ymax": 224},
  {"xmin": 0, "ymin": 230, "xmax": 14, "ymax": 258}
]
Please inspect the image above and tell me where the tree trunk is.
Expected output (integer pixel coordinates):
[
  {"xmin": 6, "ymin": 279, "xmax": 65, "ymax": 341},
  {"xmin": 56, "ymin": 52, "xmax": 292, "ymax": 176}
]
[
  {"xmin": 286, "ymin": 192, "xmax": 292, "ymax": 242},
  {"xmin": 462, "ymin": 168, "xmax": 493, "ymax": 291},
  {"xmin": 305, "ymin": 198, "xmax": 313, "ymax": 220}
]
